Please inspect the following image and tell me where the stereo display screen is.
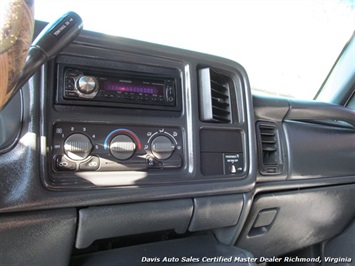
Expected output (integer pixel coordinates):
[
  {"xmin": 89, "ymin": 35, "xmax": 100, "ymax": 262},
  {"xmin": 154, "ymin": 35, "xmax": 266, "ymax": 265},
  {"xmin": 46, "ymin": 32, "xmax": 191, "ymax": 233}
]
[{"xmin": 101, "ymin": 79, "xmax": 165, "ymax": 96}]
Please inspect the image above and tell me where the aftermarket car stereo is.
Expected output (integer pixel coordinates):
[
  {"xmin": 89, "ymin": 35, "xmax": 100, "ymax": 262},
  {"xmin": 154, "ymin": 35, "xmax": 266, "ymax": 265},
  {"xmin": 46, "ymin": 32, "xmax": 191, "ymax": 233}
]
[{"xmin": 55, "ymin": 58, "xmax": 181, "ymax": 111}]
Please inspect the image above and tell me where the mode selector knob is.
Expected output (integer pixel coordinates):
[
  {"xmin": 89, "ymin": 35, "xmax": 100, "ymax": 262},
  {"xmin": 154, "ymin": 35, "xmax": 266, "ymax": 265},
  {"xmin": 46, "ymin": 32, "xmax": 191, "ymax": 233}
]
[
  {"xmin": 151, "ymin": 136, "xmax": 175, "ymax": 160},
  {"xmin": 77, "ymin": 76, "xmax": 97, "ymax": 95},
  {"xmin": 110, "ymin": 135, "xmax": 136, "ymax": 160},
  {"xmin": 64, "ymin": 133, "xmax": 93, "ymax": 161}
]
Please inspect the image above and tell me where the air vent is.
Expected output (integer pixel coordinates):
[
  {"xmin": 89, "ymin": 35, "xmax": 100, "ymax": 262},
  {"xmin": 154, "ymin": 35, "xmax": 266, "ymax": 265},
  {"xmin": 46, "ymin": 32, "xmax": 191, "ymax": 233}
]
[
  {"xmin": 198, "ymin": 68, "xmax": 231, "ymax": 123},
  {"xmin": 256, "ymin": 122, "xmax": 282, "ymax": 175}
]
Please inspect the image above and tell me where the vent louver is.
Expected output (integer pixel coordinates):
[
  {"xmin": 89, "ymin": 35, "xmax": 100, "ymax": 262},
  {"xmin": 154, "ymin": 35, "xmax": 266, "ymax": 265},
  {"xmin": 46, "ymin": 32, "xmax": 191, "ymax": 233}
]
[
  {"xmin": 198, "ymin": 68, "xmax": 231, "ymax": 123},
  {"xmin": 257, "ymin": 122, "xmax": 282, "ymax": 175}
]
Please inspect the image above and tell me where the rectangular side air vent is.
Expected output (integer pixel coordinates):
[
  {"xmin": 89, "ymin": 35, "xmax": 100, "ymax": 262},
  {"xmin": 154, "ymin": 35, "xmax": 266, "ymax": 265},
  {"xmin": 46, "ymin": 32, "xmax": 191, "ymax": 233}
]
[
  {"xmin": 198, "ymin": 68, "xmax": 231, "ymax": 123},
  {"xmin": 256, "ymin": 122, "xmax": 282, "ymax": 175}
]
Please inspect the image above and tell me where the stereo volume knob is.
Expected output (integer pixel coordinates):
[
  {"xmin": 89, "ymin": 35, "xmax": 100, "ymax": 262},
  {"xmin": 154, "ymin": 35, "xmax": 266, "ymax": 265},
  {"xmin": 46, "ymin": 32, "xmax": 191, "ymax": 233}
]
[
  {"xmin": 151, "ymin": 136, "xmax": 175, "ymax": 160},
  {"xmin": 77, "ymin": 76, "xmax": 97, "ymax": 94},
  {"xmin": 110, "ymin": 135, "xmax": 136, "ymax": 160},
  {"xmin": 64, "ymin": 133, "xmax": 93, "ymax": 160}
]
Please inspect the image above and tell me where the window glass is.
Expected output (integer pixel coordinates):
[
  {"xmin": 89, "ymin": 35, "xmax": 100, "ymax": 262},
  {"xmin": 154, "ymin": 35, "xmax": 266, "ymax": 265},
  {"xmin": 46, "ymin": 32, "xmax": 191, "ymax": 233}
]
[{"xmin": 35, "ymin": 0, "xmax": 354, "ymax": 100}]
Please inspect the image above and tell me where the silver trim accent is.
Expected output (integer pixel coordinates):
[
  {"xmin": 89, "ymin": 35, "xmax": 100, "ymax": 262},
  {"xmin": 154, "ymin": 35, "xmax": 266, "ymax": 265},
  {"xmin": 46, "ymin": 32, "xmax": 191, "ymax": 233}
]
[
  {"xmin": 184, "ymin": 64, "xmax": 194, "ymax": 174},
  {"xmin": 74, "ymin": 75, "xmax": 99, "ymax": 99}
]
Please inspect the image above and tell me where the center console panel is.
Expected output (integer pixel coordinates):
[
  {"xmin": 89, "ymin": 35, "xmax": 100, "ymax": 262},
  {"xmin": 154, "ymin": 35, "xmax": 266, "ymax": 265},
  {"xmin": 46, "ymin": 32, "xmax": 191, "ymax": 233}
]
[
  {"xmin": 1, "ymin": 22, "xmax": 258, "ymax": 264},
  {"xmin": 40, "ymin": 28, "xmax": 256, "ymax": 192}
]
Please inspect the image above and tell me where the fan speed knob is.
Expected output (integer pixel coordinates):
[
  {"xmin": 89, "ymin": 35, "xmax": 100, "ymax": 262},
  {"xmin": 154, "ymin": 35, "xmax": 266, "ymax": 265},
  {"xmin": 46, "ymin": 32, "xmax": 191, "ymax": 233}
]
[{"xmin": 64, "ymin": 133, "xmax": 93, "ymax": 160}]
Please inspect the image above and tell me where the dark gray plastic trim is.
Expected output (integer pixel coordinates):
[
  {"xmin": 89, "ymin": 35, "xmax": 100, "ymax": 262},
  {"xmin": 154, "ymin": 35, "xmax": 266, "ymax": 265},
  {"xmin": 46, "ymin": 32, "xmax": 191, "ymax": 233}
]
[
  {"xmin": 284, "ymin": 120, "xmax": 355, "ymax": 180},
  {"xmin": 237, "ymin": 184, "xmax": 355, "ymax": 258},
  {"xmin": 286, "ymin": 99, "xmax": 355, "ymax": 127},
  {"xmin": 253, "ymin": 94, "xmax": 355, "ymax": 128},
  {"xmin": 0, "ymin": 209, "xmax": 76, "ymax": 266},
  {"xmin": 253, "ymin": 95, "xmax": 289, "ymax": 122},
  {"xmin": 189, "ymin": 194, "xmax": 243, "ymax": 232},
  {"xmin": 253, "ymin": 94, "xmax": 355, "ymax": 183},
  {"xmin": 213, "ymin": 192, "xmax": 255, "ymax": 246},
  {"xmin": 0, "ymin": 90, "xmax": 22, "ymax": 153},
  {"xmin": 323, "ymin": 219, "xmax": 355, "ymax": 266},
  {"xmin": 71, "ymin": 235, "xmax": 256, "ymax": 266},
  {"xmin": 75, "ymin": 199, "xmax": 193, "ymax": 249}
]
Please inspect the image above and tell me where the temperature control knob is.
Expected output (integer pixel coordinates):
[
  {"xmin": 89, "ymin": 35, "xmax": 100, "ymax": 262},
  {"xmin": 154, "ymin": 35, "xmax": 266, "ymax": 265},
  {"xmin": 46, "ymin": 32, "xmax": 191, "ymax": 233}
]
[
  {"xmin": 77, "ymin": 76, "xmax": 97, "ymax": 95},
  {"xmin": 110, "ymin": 135, "xmax": 136, "ymax": 160},
  {"xmin": 64, "ymin": 133, "xmax": 93, "ymax": 160},
  {"xmin": 151, "ymin": 136, "xmax": 175, "ymax": 160}
]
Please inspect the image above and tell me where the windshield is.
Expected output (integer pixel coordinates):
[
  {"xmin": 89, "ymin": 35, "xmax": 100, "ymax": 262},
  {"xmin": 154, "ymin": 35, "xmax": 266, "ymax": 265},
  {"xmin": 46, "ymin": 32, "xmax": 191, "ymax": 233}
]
[{"xmin": 35, "ymin": 0, "xmax": 354, "ymax": 100}]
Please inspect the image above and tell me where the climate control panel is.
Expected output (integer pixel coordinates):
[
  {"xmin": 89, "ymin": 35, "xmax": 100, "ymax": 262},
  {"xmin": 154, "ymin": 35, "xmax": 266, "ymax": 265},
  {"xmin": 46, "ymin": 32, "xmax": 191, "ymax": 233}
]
[{"xmin": 51, "ymin": 123, "xmax": 183, "ymax": 172}]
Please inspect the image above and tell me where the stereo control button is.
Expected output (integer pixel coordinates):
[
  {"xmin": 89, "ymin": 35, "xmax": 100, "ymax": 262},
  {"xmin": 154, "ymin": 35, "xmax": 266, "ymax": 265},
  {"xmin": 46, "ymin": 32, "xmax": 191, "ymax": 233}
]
[
  {"xmin": 66, "ymin": 77, "xmax": 75, "ymax": 84},
  {"xmin": 66, "ymin": 69, "xmax": 81, "ymax": 77},
  {"xmin": 65, "ymin": 91, "xmax": 79, "ymax": 97},
  {"xmin": 65, "ymin": 78, "xmax": 75, "ymax": 90},
  {"xmin": 64, "ymin": 133, "xmax": 93, "ymax": 161},
  {"xmin": 66, "ymin": 83, "xmax": 74, "ymax": 90},
  {"xmin": 110, "ymin": 135, "xmax": 136, "ymax": 160},
  {"xmin": 151, "ymin": 136, "xmax": 175, "ymax": 160}
]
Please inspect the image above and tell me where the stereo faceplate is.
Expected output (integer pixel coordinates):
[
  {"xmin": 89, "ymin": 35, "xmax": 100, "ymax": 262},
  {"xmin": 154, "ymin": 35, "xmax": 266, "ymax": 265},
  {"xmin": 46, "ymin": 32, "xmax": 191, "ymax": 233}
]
[{"xmin": 56, "ymin": 59, "xmax": 182, "ymax": 112}]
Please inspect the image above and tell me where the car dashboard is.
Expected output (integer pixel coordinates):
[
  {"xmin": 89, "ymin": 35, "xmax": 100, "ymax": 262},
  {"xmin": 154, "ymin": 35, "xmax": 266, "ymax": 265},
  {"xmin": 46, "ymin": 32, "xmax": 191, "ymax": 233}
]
[{"xmin": 0, "ymin": 20, "xmax": 354, "ymax": 265}]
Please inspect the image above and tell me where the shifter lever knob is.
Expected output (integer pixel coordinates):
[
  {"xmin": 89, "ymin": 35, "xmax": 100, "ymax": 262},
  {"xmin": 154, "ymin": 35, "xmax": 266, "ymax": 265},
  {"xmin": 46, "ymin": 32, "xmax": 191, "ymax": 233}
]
[
  {"xmin": 14, "ymin": 12, "xmax": 83, "ymax": 94},
  {"xmin": 32, "ymin": 11, "xmax": 83, "ymax": 60}
]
